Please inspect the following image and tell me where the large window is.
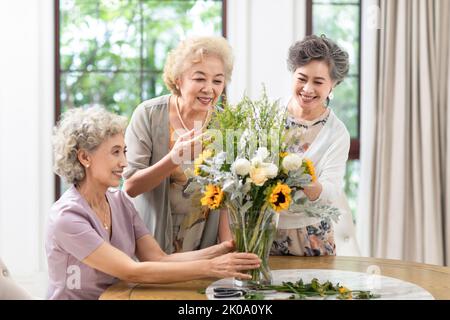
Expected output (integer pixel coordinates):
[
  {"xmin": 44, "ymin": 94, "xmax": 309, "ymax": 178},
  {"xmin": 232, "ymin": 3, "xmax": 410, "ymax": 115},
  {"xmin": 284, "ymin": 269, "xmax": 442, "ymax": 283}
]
[
  {"xmin": 307, "ymin": 0, "xmax": 361, "ymax": 219},
  {"xmin": 55, "ymin": 0, "xmax": 224, "ymax": 197}
]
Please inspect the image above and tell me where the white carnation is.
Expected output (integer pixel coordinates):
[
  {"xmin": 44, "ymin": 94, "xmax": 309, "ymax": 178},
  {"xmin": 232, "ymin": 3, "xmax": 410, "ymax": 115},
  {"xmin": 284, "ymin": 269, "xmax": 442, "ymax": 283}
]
[
  {"xmin": 262, "ymin": 163, "xmax": 278, "ymax": 178},
  {"xmin": 233, "ymin": 158, "xmax": 251, "ymax": 176},
  {"xmin": 282, "ymin": 153, "xmax": 303, "ymax": 171}
]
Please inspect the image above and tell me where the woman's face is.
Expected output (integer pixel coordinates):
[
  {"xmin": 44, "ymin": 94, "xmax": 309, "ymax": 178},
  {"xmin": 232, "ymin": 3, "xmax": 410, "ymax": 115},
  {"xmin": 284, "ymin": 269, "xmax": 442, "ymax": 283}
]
[
  {"xmin": 87, "ymin": 134, "xmax": 127, "ymax": 188},
  {"xmin": 292, "ymin": 59, "xmax": 335, "ymax": 113},
  {"xmin": 176, "ymin": 54, "xmax": 226, "ymax": 112}
]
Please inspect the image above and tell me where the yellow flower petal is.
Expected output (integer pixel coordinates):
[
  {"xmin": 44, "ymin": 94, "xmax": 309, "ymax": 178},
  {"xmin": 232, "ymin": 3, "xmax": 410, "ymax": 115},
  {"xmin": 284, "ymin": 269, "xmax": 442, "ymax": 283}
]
[{"xmin": 304, "ymin": 159, "xmax": 317, "ymax": 182}]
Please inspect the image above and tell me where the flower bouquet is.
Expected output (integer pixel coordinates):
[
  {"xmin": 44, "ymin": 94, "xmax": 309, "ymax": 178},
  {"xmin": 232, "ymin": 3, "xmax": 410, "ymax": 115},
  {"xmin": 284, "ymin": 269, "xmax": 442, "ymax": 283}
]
[{"xmin": 185, "ymin": 87, "xmax": 341, "ymax": 285}]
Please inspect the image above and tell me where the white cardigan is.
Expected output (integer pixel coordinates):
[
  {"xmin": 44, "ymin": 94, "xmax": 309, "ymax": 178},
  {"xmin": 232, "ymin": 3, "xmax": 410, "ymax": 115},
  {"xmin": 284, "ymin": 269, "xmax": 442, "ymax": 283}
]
[{"xmin": 278, "ymin": 107, "xmax": 351, "ymax": 229}]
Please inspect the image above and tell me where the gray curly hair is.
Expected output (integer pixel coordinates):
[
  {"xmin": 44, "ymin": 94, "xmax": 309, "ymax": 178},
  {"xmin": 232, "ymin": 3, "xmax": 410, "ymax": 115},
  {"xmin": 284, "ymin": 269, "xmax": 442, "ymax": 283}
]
[
  {"xmin": 163, "ymin": 36, "xmax": 234, "ymax": 96},
  {"xmin": 287, "ymin": 35, "xmax": 349, "ymax": 85},
  {"xmin": 52, "ymin": 107, "xmax": 128, "ymax": 185}
]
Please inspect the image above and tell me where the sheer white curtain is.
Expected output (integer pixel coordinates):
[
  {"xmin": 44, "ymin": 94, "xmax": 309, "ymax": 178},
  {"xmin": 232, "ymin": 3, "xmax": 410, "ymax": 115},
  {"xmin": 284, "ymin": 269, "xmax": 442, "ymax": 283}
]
[
  {"xmin": 0, "ymin": 0, "xmax": 54, "ymax": 297},
  {"xmin": 359, "ymin": 0, "xmax": 450, "ymax": 265}
]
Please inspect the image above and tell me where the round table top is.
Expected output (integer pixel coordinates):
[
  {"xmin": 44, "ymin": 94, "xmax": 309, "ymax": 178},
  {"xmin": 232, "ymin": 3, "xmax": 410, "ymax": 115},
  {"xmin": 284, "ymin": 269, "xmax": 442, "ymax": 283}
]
[{"xmin": 99, "ymin": 256, "xmax": 450, "ymax": 300}]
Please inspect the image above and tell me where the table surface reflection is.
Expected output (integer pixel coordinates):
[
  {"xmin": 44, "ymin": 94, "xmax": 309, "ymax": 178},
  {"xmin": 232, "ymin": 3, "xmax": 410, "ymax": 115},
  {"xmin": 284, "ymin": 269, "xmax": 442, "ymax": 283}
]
[{"xmin": 99, "ymin": 256, "xmax": 450, "ymax": 300}]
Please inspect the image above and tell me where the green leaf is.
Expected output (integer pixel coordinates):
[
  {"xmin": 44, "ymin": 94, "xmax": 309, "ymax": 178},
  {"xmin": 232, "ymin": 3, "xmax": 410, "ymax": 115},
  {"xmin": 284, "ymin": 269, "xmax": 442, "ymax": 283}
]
[
  {"xmin": 244, "ymin": 292, "xmax": 265, "ymax": 300},
  {"xmin": 197, "ymin": 288, "xmax": 206, "ymax": 295}
]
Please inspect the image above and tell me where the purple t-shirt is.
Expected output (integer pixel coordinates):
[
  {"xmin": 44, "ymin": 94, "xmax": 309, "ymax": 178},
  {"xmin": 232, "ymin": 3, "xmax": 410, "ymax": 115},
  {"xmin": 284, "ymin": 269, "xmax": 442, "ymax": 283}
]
[{"xmin": 45, "ymin": 185, "xmax": 150, "ymax": 300}]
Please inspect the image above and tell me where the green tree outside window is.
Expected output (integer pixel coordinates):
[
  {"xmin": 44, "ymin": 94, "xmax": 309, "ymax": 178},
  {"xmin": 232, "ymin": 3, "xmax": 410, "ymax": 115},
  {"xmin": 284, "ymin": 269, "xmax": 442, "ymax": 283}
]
[
  {"xmin": 57, "ymin": 0, "xmax": 223, "ymax": 194},
  {"xmin": 59, "ymin": 0, "xmax": 223, "ymax": 118},
  {"xmin": 312, "ymin": 0, "xmax": 361, "ymax": 221}
]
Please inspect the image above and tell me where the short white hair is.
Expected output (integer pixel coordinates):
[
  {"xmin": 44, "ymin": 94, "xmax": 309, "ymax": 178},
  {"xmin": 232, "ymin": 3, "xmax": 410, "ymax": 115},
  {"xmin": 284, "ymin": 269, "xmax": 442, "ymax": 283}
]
[
  {"xmin": 163, "ymin": 36, "xmax": 234, "ymax": 95},
  {"xmin": 52, "ymin": 107, "xmax": 128, "ymax": 184}
]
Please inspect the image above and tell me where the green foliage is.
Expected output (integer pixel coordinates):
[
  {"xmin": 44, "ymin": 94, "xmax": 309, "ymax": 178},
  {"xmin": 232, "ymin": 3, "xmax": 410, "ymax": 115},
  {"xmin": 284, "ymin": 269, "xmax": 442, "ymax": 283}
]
[
  {"xmin": 208, "ymin": 88, "xmax": 286, "ymax": 164},
  {"xmin": 312, "ymin": 1, "xmax": 360, "ymax": 138},
  {"xmin": 59, "ymin": 0, "xmax": 223, "ymax": 117},
  {"xmin": 215, "ymin": 88, "xmax": 285, "ymax": 155},
  {"xmin": 208, "ymin": 96, "xmax": 250, "ymax": 156},
  {"xmin": 249, "ymin": 278, "xmax": 380, "ymax": 300},
  {"xmin": 312, "ymin": 1, "xmax": 361, "ymax": 222},
  {"xmin": 197, "ymin": 288, "xmax": 206, "ymax": 294},
  {"xmin": 344, "ymin": 159, "xmax": 360, "ymax": 222},
  {"xmin": 244, "ymin": 292, "xmax": 265, "ymax": 300}
]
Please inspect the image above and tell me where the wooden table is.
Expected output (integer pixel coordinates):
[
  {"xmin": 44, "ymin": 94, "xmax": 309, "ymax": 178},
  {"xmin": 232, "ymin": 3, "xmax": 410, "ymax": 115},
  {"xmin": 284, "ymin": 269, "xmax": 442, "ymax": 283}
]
[{"xmin": 99, "ymin": 256, "xmax": 450, "ymax": 300}]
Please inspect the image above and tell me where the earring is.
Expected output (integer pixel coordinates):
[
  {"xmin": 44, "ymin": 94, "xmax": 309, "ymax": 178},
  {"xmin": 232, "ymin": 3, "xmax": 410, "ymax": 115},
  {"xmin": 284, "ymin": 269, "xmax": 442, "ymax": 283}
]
[
  {"xmin": 328, "ymin": 91, "xmax": 334, "ymax": 100},
  {"xmin": 86, "ymin": 164, "xmax": 90, "ymax": 168}
]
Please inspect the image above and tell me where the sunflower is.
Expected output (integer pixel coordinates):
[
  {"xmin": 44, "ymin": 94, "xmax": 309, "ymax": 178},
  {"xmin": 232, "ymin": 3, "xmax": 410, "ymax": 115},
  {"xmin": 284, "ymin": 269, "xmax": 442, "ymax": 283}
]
[
  {"xmin": 303, "ymin": 159, "xmax": 317, "ymax": 182},
  {"xmin": 268, "ymin": 182, "xmax": 292, "ymax": 212},
  {"xmin": 200, "ymin": 184, "xmax": 224, "ymax": 209}
]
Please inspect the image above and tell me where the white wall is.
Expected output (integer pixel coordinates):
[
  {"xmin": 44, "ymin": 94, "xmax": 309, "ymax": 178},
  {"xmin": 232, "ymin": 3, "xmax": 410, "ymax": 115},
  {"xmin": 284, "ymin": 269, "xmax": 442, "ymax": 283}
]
[
  {"xmin": 226, "ymin": 0, "xmax": 306, "ymax": 103},
  {"xmin": 0, "ymin": 0, "xmax": 54, "ymax": 297}
]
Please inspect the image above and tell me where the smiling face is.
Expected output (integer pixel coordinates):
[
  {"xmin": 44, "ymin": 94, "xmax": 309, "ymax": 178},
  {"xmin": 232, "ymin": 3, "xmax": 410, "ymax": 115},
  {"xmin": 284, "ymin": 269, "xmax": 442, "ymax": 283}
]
[
  {"xmin": 292, "ymin": 59, "xmax": 335, "ymax": 115},
  {"xmin": 82, "ymin": 134, "xmax": 128, "ymax": 189},
  {"xmin": 176, "ymin": 54, "xmax": 226, "ymax": 112}
]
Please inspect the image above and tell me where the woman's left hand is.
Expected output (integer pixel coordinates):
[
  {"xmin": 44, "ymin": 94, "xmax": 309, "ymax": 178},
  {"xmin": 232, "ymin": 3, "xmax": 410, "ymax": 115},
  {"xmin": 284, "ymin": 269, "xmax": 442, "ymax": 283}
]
[{"xmin": 302, "ymin": 181, "xmax": 322, "ymax": 201}]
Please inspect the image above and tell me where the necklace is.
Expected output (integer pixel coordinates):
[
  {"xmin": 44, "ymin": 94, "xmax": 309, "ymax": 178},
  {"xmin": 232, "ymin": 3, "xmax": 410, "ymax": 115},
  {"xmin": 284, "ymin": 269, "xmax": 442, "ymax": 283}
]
[
  {"xmin": 101, "ymin": 203, "xmax": 110, "ymax": 230},
  {"xmin": 175, "ymin": 96, "xmax": 211, "ymax": 132},
  {"xmin": 76, "ymin": 184, "xmax": 110, "ymax": 231},
  {"xmin": 102, "ymin": 211, "xmax": 109, "ymax": 230},
  {"xmin": 91, "ymin": 199, "xmax": 110, "ymax": 231}
]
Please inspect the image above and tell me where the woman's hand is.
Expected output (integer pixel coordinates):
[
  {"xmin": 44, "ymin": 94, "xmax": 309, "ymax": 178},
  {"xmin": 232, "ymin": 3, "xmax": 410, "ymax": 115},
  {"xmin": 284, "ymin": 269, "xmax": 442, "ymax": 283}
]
[
  {"xmin": 158, "ymin": 239, "xmax": 235, "ymax": 262},
  {"xmin": 207, "ymin": 252, "xmax": 261, "ymax": 280},
  {"xmin": 170, "ymin": 129, "xmax": 204, "ymax": 165},
  {"xmin": 303, "ymin": 181, "xmax": 322, "ymax": 201}
]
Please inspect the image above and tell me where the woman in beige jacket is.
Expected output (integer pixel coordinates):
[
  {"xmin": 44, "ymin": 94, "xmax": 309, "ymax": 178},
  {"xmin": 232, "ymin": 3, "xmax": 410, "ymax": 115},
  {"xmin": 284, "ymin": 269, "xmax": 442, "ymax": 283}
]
[{"xmin": 124, "ymin": 36, "xmax": 234, "ymax": 253}]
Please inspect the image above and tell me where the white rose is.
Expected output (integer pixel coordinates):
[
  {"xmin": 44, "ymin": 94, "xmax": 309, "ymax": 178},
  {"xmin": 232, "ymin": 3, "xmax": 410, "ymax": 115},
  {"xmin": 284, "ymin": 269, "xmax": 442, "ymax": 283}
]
[
  {"xmin": 282, "ymin": 153, "xmax": 303, "ymax": 171},
  {"xmin": 233, "ymin": 158, "xmax": 251, "ymax": 176},
  {"xmin": 262, "ymin": 163, "xmax": 278, "ymax": 178}
]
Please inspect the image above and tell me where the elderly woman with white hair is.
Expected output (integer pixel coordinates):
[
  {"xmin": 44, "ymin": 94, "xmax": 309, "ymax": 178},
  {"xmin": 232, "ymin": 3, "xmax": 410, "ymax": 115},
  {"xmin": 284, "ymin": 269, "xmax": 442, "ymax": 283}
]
[
  {"xmin": 124, "ymin": 36, "xmax": 234, "ymax": 254},
  {"xmin": 46, "ymin": 107, "xmax": 260, "ymax": 300}
]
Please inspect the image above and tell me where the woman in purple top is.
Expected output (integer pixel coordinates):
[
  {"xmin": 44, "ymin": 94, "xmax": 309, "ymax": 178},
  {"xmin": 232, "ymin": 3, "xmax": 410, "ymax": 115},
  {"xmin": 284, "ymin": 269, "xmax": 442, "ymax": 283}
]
[{"xmin": 46, "ymin": 107, "xmax": 260, "ymax": 300}]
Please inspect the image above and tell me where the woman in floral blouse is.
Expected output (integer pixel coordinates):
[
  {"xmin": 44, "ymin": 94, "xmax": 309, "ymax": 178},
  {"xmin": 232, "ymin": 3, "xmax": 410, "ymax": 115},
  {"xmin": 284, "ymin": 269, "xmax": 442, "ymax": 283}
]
[{"xmin": 271, "ymin": 35, "xmax": 351, "ymax": 256}]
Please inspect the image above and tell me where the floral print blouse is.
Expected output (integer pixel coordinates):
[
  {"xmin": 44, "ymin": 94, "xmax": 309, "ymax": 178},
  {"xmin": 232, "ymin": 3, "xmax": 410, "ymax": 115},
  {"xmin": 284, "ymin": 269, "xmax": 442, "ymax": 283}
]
[{"xmin": 271, "ymin": 108, "xmax": 336, "ymax": 256}]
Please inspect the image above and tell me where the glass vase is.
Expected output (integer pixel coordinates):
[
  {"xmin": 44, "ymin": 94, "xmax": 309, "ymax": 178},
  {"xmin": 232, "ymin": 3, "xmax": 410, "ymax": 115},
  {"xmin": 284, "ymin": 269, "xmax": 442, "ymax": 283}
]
[{"xmin": 227, "ymin": 204, "xmax": 279, "ymax": 286}]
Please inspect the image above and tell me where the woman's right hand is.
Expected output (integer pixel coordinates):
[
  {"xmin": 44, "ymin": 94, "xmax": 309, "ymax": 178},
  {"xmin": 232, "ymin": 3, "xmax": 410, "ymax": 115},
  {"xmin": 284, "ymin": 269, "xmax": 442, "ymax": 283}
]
[
  {"xmin": 207, "ymin": 252, "xmax": 261, "ymax": 279},
  {"xmin": 170, "ymin": 129, "xmax": 204, "ymax": 165}
]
